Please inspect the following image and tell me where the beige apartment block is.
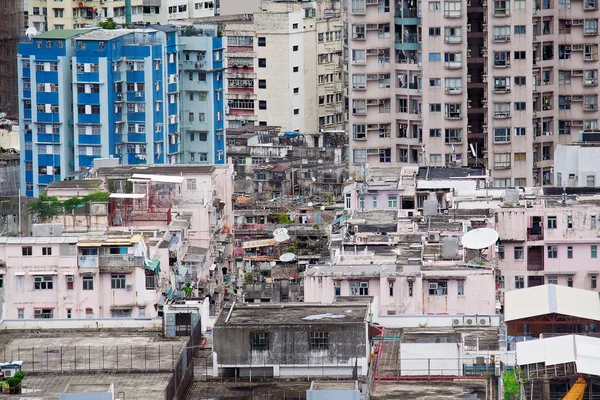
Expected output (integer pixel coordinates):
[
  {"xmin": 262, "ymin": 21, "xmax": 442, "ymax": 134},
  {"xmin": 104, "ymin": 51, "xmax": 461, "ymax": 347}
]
[
  {"xmin": 347, "ymin": 0, "xmax": 600, "ymax": 186},
  {"xmin": 222, "ymin": 0, "xmax": 344, "ymax": 133},
  {"xmin": 28, "ymin": 0, "xmax": 167, "ymax": 32}
]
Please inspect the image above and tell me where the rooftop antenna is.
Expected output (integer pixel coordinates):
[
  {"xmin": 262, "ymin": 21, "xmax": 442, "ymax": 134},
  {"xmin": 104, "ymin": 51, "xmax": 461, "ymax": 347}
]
[
  {"xmin": 561, "ymin": 186, "xmax": 567, "ymax": 206},
  {"xmin": 421, "ymin": 144, "xmax": 430, "ymax": 180}
]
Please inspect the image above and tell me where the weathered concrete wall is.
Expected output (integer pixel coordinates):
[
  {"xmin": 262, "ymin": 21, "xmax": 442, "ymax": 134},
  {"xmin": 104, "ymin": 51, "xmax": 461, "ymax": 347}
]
[
  {"xmin": 400, "ymin": 343, "xmax": 462, "ymax": 376},
  {"xmin": 0, "ymin": 317, "xmax": 162, "ymax": 330},
  {"xmin": 214, "ymin": 323, "xmax": 367, "ymax": 367}
]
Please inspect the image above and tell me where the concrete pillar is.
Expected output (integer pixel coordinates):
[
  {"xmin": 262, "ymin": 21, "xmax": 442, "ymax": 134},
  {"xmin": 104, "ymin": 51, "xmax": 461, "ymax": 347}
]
[{"xmin": 542, "ymin": 380, "xmax": 550, "ymax": 400}]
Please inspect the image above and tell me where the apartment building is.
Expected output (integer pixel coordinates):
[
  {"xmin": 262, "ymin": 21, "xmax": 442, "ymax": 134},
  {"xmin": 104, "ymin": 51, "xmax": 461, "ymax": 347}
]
[
  {"xmin": 178, "ymin": 25, "xmax": 226, "ymax": 164},
  {"xmin": 347, "ymin": 0, "xmax": 600, "ymax": 187},
  {"xmin": 495, "ymin": 199, "xmax": 600, "ymax": 294},
  {"xmin": 17, "ymin": 27, "xmax": 179, "ymax": 197},
  {"xmin": 221, "ymin": 0, "xmax": 344, "ymax": 132},
  {"xmin": 0, "ymin": 231, "xmax": 163, "ymax": 319},
  {"xmin": 27, "ymin": 0, "xmax": 166, "ymax": 33},
  {"xmin": 167, "ymin": 0, "xmax": 215, "ymax": 21}
]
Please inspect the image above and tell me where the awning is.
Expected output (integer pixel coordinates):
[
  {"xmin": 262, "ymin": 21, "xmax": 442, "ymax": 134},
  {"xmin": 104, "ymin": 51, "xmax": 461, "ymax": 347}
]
[
  {"xmin": 63, "ymin": 272, "xmax": 74, "ymax": 276},
  {"xmin": 110, "ymin": 306, "xmax": 133, "ymax": 310},
  {"xmin": 109, "ymin": 193, "xmax": 146, "ymax": 199},
  {"xmin": 242, "ymin": 239, "xmax": 277, "ymax": 249},
  {"xmin": 14, "ymin": 272, "xmax": 25, "ymax": 276},
  {"xmin": 28, "ymin": 271, "xmax": 58, "ymax": 275},
  {"xmin": 145, "ymin": 259, "xmax": 160, "ymax": 275},
  {"xmin": 130, "ymin": 174, "xmax": 185, "ymax": 184}
]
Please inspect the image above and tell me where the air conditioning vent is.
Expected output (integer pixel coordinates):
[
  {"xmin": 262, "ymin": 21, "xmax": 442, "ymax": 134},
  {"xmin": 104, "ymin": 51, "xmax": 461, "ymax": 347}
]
[
  {"xmin": 452, "ymin": 318, "xmax": 462, "ymax": 326},
  {"xmin": 464, "ymin": 317, "xmax": 475, "ymax": 326},
  {"xmin": 125, "ymin": 284, "xmax": 133, "ymax": 291}
]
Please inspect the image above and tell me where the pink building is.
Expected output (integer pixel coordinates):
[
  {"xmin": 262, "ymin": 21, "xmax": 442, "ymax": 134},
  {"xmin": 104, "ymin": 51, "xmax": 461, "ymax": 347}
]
[
  {"xmin": 495, "ymin": 202, "xmax": 600, "ymax": 293},
  {"xmin": 0, "ymin": 233, "xmax": 163, "ymax": 319}
]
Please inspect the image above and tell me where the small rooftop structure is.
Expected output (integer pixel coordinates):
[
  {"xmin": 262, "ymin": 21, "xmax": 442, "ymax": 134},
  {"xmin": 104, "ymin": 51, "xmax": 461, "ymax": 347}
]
[
  {"xmin": 77, "ymin": 29, "xmax": 133, "ymax": 41},
  {"xmin": 307, "ymin": 381, "xmax": 360, "ymax": 400},
  {"xmin": 46, "ymin": 179, "xmax": 102, "ymax": 190},
  {"xmin": 216, "ymin": 303, "xmax": 369, "ymax": 326},
  {"xmin": 517, "ymin": 334, "xmax": 600, "ymax": 378}
]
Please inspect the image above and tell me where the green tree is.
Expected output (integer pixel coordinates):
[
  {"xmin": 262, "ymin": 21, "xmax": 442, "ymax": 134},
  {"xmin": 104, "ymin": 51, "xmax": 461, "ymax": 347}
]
[
  {"xmin": 503, "ymin": 369, "xmax": 521, "ymax": 400},
  {"xmin": 27, "ymin": 193, "xmax": 62, "ymax": 223},
  {"xmin": 274, "ymin": 212, "xmax": 292, "ymax": 224},
  {"xmin": 98, "ymin": 18, "xmax": 117, "ymax": 29}
]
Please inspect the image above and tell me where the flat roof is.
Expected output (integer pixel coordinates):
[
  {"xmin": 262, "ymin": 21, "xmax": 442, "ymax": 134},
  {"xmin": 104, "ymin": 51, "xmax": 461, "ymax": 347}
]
[
  {"xmin": 310, "ymin": 381, "xmax": 358, "ymax": 391},
  {"xmin": 78, "ymin": 29, "xmax": 133, "ymax": 41},
  {"xmin": 517, "ymin": 334, "xmax": 600, "ymax": 376},
  {"xmin": 47, "ymin": 179, "xmax": 102, "ymax": 189},
  {"xmin": 216, "ymin": 303, "xmax": 369, "ymax": 326},
  {"xmin": 95, "ymin": 164, "xmax": 216, "ymax": 176},
  {"xmin": 418, "ymin": 166, "xmax": 486, "ymax": 180},
  {"xmin": 35, "ymin": 29, "xmax": 91, "ymax": 39},
  {"xmin": 505, "ymin": 284, "xmax": 600, "ymax": 322}
]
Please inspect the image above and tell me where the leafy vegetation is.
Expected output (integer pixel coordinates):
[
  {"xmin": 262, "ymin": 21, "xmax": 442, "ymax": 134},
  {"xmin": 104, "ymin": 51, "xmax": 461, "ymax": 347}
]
[
  {"xmin": 183, "ymin": 283, "xmax": 193, "ymax": 297},
  {"xmin": 244, "ymin": 273, "xmax": 253, "ymax": 284},
  {"xmin": 503, "ymin": 368, "xmax": 522, "ymax": 400},
  {"xmin": 98, "ymin": 18, "xmax": 117, "ymax": 29},
  {"xmin": 27, "ymin": 192, "xmax": 110, "ymax": 221},
  {"xmin": 6, "ymin": 370, "xmax": 25, "ymax": 388},
  {"xmin": 273, "ymin": 212, "xmax": 292, "ymax": 224}
]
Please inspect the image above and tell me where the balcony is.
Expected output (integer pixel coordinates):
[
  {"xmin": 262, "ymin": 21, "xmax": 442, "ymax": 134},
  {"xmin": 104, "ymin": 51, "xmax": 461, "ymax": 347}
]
[
  {"xmin": 444, "ymin": 87, "xmax": 462, "ymax": 95},
  {"xmin": 78, "ymin": 255, "xmax": 98, "ymax": 269},
  {"xmin": 444, "ymin": 35, "xmax": 462, "ymax": 44},
  {"xmin": 584, "ymin": 78, "xmax": 599, "ymax": 86},
  {"xmin": 493, "ymin": 34, "xmax": 510, "ymax": 42},
  {"xmin": 494, "ymin": 111, "xmax": 511, "ymax": 118},
  {"xmin": 493, "ymin": 8, "xmax": 510, "ymax": 16},
  {"xmin": 395, "ymin": 33, "xmax": 420, "ymax": 51},
  {"xmin": 584, "ymin": 104, "xmax": 598, "ymax": 111},
  {"xmin": 494, "ymin": 59, "xmax": 511, "ymax": 68},
  {"xmin": 99, "ymin": 255, "xmax": 144, "ymax": 273},
  {"xmin": 494, "ymin": 85, "xmax": 511, "ymax": 93}
]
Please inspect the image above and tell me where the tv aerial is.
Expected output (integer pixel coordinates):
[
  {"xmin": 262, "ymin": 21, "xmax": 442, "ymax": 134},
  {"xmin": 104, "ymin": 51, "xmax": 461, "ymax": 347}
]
[{"xmin": 461, "ymin": 228, "xmax": 499, "ymax": 266}]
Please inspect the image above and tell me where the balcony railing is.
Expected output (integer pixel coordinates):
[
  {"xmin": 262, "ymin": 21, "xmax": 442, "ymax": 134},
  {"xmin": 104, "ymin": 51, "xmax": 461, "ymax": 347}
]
[{"xmin": 78, "ymin": 255, "xmax": 99, "ymax": 268}]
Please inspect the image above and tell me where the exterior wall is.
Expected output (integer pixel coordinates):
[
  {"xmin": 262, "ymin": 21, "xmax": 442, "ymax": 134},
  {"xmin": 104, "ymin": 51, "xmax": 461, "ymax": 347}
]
[
  {"xmin": 304, "ymin": 271, "xmax": 496, "ymax": 317},
  {"xmin": 213, "ymin": 322, "xmax": 369, "ymax": 377},
  {"xmin": 400, "ymin": 343, "xmax": 462, "ymax": 376},
  {"xmin": 219, "ymin": 0, "xmax": 262, "ymax": 16},
  {"xmin": 167, "ymin": 0, "xmax": 215, "ymax": 20},
  {"xmin": 496, "ymin": 206, "xmax": 600, "ymax": 293},
  {"xmin": 2, "ymin": 239, "xmax": 160, "ymax": 319},
  {"xmin": 179, "ymin": 29, "xmax": 226, "ymax": 165},
  {"xmin": 554, "ymin": 145, "xmax": 600, "ymax": 187}
]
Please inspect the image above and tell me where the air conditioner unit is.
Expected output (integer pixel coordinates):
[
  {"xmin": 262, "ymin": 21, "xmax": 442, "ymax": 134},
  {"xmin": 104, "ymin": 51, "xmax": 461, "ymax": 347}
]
[
  {"xmin": 359, "ymin": 282, "xmax": 368, "ymax": 288},
  {"xmin": 125, "ymin": 284, "xmax": 133, "ymax": 291},
  {"xmin": 428, "ymin": 232, "xmax": 440, "ymax": 242},
  {"xmin": 565, "ymin": 121, "xmax": 571, "ymax": 126},
  {"xmin": 478, "ymin": 316, "xmax": 491, "ymax": 326},
  {"xmin": 464, "ymin": 316, "xmax": 475, "ymax": 326},
  {"xmin": 452, "ymin": 318, "xmax": 462, "ymax": 327},
  {"xmin": 136, "ymin": 92, "xmax": 142, "ymax": 97},
  {"xmin": 429, "ymin": 282, "xmax": 438, "ymax": 290},
  {"xmin": 565, "ymin": 45, "xmax": 571, "ymax": 50},
  {"xmin": 66, "ymin": 276, "xmax": 74, "ymax": 283}
]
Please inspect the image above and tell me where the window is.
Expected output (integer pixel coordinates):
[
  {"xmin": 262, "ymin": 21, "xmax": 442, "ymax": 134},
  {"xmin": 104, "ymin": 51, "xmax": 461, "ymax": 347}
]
[
  {"xmin": 293, "ymin": 66, "xmax": 299, "ymax": 72},
  {"xmin": 547, "ymin": 245, "xmax": 558, "ymax": 258},
  {"xmin": 592, "ymin": 245, "xmax": 598, "ymax": 258},
  {"xmin": 445, "ymin": 128, "xmax": 462, "ymax": 144},
  {"xmin": 292, "ymin": 45, "xmax": 299, "ymax": 51},
  {"xmin": 429, "ymin": 281, "xmax": 448, "ymax": 295},
  {"xmin": 430, "ymin": 154, "xmax": 442, "ymax": 163},
  {"xmin": 83, "ymin": 276, "xmax": 94, "ymax": 290},
  {"xmin": 567, "ymin": 215, "xmax": 573, "ymax": 229},
  {"xmin": 514, "ymin": 127, "xmax": 526, "ymax": 136},
  {"xmin": 568, "ymin": 276, "xmax": 574, "ymax": 287},
  {"xmin": 567, "ymin": 246, "xmax": 573, "ymax": 259},
  {"xmin": 515, "ymin": 276, "xmax": 525, "ymax": 289},
  {"xmin": 514, "ymin": 102, "xmax": 526, "ymax": 111},
  {"xmin": 251, "ymin": 332, "xmax": 269, "ymax": 350},
  {"xmin": 547, "ymin": 216, "xmax": 557, "ymax": 229},
  {"xmin": 258, "ymin": 58, "xmax": 266, "ymax": 67},
  {"xmin": 34, "ymin": 275, "xmax": 54, "ymax": 290},
  {"xmin": 293, "ymin": 87, "xmax": 299, "ymax": 94},
  {"xmin": 34, "ymin": 309, "xmax": 54, "ymax": 319},
  {"xmin": 293, "ymin": 108, "xmax": 300, "ymax": 115},
  {"xmin": 187, "ymin": 178, "xmax": 197, "ymax": 191},
  {"xmin": 592, "ymin": 216, "xmax": 597, "ymax": 229},
  {"xmin": 66, "ymin": 275, "xmax": 73, "ymax": 290},
  {"xmin": 429, "ymin": 1, "xmax": 441, "ymax": 9},
  {"xmin": 259, "ymin": 100, "xmax": 267, "ymax": 110},
  {"xmin": 457, "ymin": 280, "xmax": 464, "ymax": 295},
  {"xmin": 257, "ymin": 37, "xmax": 266, "ymax": 47},
  {"xmin": 111, "ymin": 274, "xmax": 126, "ymax": 289},
  {"xmin": 349, "ymin": 281, "xmax": 369, "ymax": 295},
  {"xmin": 430, "ymin": 129, "xmax": 441, "ymax": 137},
  {"xmin": 145, "ymin": 275, "xmax": 156, "ymax": 290},
  {"xmin": 548, "ymin": 276, "xmax": 558, "ymax": 285},
  {"xmin": 514, "ymin": 25, "xmax": 526, "ymax": 34},
  {"xmin": 334, "ymin": 281, "xmax": 341, "ymax": 296},
  {"xmin": 42, "ymin": 247, "xmax": 52, "ymax": 256},
  {"xmin": 444, "ymin": 1, "xmax": 462, "ymax": 16},
  {"xmin": 445, "ymin": 103, "xmax": 462, "ymax": 118},
  {"xmin": 22, "ymin": 246, "xmax": 32, "ymax": 256},
  {"xmin": 388, "ymin": 281, "xmax": 394, "ymax": 296},
  {"xmin": 498, "ymin": 246, "xmax": 505, "ymax": 259},
  {"xmin": 585, "ymin": 19, "xmax": 599, "ymax": 35},
  {"xmin": 429, "ymin": 53, "xmax": 441, "ymax": 62},
  {"xmin": 429, "ymin": 27, "xmax": 441, "ymax": 36},
  {"xmin": 86, "ymin": 308, "xmax": 94, "ymax": 318},
  {"xmin": 514, "ymin": 153, "xmax": 527, "ymax": 162},
  {"xmin": 514, "ymin": 246, "xmax": 524, "ymax": 259},
  {"xmin": 593, "ymin": 275, "xmax": 598, "ymax": 289},
  {"xmin": 372, "ymin": 197, "xmax": 377, "ymax": 208},
  {"xmin": 514, "ymin": 51, "xmax": 526, "ymax": 60},
  {"xmin": 388, "ymin": 195, "xmax": 398, "ymax": 208},
  {"xmin": 17, "ymin": 309, "xmax": 23, "ymax": 319},
  {"xmin": 494, "ymin": 51, "xmax": 510, "ymax": 67},
  {"xmin": 493, "ymin": 0, "xmax": 510, "ymax": 14},
  {"xmin": 309, "ymin": 332, "xmax": 329, "ymax": 350},
  {"xmin": 430, "ymin": 103, "xmax": 441, "ymax": 112}
]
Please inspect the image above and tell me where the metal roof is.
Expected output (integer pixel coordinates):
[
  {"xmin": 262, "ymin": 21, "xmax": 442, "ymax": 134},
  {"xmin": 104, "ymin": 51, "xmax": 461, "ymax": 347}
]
[
  {"xmin": 35, "ymin": 29, "xmax": 91, "ymax": 39},
  {"xmin": 517, "ymin": 335, "xmax": 600, "ymax": 376},
  {"xmin": 505, "ymin": 284, "xmax": 600, "ymax": 322}
]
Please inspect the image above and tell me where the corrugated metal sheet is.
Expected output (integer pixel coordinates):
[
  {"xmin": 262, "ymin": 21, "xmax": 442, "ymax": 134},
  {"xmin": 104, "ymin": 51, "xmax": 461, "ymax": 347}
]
[
  {"xmin": 242, "ymin": 239, "xmax": 277, "ymax": 249},
  {"xmin": 517, "ymin": 335, "xmax": 600, "ymax": 376},
  {"xmin": 505, "ymin": 284, "xmax": 600, "ymax": 322}
]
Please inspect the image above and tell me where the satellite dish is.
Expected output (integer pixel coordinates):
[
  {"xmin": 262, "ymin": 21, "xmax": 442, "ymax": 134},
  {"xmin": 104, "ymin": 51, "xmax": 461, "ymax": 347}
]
[
  {"xmin": 270, "ymin": 261, "xmax": 276, "ymax": 267},
  {"xmin": 25, "ymin": 26, "xmax": 38, "ymax": 38},
  {"xmin": 320, "ymin": 206, "xmax": 325, "ymax": 211},
  {"xmin": 273, "ymin": 228, "xmax": 288, "ymax": 237},
  {"xmin": 311, "ymin": 177, "xmax": 316, "ymax": 182},
  {"xmin": 307, "ymin": 202, "xmax": 314, "ymax": 207},
  {"xmin": 273, "ymin": 232, "xmax": 291, "ymax": 243},
  {"xmin": 279, "ymin": 253, "xmax": 296, "ymax": 262},
  {"xmin": 461, "ymin": 228, "xmax": 499, "ymax": 250}
]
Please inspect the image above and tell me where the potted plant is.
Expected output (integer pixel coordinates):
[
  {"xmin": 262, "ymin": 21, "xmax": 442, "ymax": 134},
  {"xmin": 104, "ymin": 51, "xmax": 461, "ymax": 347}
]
[{"xmin": 6, "ymin": 371, "xmax": 24, "ymax": 394}]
